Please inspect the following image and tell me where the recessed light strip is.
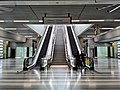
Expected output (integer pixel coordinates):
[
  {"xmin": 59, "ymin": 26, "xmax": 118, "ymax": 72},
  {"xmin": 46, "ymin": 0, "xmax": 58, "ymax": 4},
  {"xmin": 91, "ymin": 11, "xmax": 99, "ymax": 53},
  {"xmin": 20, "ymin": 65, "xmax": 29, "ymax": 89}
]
[
  {"xmin": 24, "ymin": 36, "xmax": 33, "ymax": 38},
  {"xmin": 72, "ymin": 19, "xmax": 120, "ymax": 22},
  {"xmin": 0, "ymin": 19, "xmax": 119, "ymax": 23},
  {"xmin": 0, "ymin": 20, "xmax": 43, "ymax": 23}
]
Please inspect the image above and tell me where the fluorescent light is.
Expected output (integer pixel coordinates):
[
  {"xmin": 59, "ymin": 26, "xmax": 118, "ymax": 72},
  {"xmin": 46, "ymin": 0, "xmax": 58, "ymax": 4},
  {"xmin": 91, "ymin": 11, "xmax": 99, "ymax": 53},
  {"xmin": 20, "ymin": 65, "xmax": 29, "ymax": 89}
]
[
  {"xmin": 17, "ymin": 33, "xmax": 35, "ymax": 34},
  {"xmin": 72, "ymin": 20, "xmax": 80, "ymax": 22},
  {"xmin": 5, "ymin": 28, "xmax": 16, "ymax": 30},
  {"xmin": 114, "ymin": 20, "xmax": 120, "ymax": 21},
  {"xmin": 0, "ymin": 20, "xmax": 4, "ymax": 22},
  {"xmin": 5, "ymin": 28, "xmax": 29, "ymax": 30},
  {"xmin": 25, "ymin": 36, "xmax": 33, "ymax": 38},
  {"xmin": 39, "ymin": 20, "xmax": 43, "ymax": 22},
  {"xmin": 88, "ymin": 20, "xmax": 105, "ymax": 22},
  {"xmin": 101, "ymin": 28, "xmax": 114, "ymax": 30},
  {"xmin": 87, "ymin": 35, "xmax": 95, "ymax": 38},
  {"xmin": 14, "ymin": 20, "xmax": 29, "ymax": 22},
  {"xmin": 109, "ymin": 5, "xmax": 120, "ymax": 13}
]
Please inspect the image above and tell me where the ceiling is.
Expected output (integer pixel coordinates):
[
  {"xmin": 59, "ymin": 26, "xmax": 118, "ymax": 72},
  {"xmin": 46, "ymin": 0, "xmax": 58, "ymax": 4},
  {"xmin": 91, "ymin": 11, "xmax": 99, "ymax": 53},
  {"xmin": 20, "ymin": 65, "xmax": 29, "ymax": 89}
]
[{"xmin": 0, "ymin": 1, "xmax": 119, "ymax": 40}]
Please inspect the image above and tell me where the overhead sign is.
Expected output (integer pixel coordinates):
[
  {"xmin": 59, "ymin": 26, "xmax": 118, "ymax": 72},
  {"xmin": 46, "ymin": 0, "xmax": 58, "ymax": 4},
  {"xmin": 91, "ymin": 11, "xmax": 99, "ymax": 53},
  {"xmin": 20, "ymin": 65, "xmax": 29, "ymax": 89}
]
[{"xmin": 43, "ymin": 17, "xmax": 71, "ymax": 24}]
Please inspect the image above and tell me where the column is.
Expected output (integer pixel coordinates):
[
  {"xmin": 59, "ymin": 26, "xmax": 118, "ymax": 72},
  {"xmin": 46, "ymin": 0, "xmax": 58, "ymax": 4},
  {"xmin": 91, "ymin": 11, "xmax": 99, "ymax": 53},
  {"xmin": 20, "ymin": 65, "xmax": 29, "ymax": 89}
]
[
  {"xmin": 32, "ymin": 40, "xmax": 35, "ymax": 56},
  {"xmin": 10, "ymin": 42, "xmax": 16, "ymax": 58},
  {"xmin": 95, "ymin": 24, "xmax": 100, "ymax": 35},
  {"xmin": 94, "ymin": 46, "xmax": 97, "ymax": 57},
  {"xmin": 26, "ymin": 47, "xmax": 29, "ymax": 57},
  {"xmin": 108, "ymin": 46, "xmax": 111, "ymax": 58},
  {"xmin": 112, "ymin": 42, "xmax": 115, "ymax": 58}
]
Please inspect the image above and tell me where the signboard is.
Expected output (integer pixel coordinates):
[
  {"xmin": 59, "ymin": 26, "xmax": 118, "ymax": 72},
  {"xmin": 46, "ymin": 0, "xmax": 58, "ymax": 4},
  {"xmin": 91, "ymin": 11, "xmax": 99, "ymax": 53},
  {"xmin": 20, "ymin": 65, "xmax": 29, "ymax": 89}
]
[{"xmin": 43, "ymin": 17, "xmax": 71, "ymax": 24}]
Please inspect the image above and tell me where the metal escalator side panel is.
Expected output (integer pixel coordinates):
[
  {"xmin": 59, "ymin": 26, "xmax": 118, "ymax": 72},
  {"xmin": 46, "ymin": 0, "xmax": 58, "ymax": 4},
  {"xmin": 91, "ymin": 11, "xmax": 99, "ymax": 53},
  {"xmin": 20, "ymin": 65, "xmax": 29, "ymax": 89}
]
[
  {"xmin": 64, "ymin": 26, "xmax": 73, "ymax": 58},
  {"xmin": 27, "ymin": 25, "xmax": 51, "ymax": 69},
  {"xmin": 67, "ymin": 26, "xmax": 79, "ymax": 56},
  {"xmin": 70, "ymin": 25, "xmax": 82, "ymax": 54},
  {"xmin": 45, "ymin": 25, "xmax": 56, "ymax": 58},
  {"xmin": 35, "ymin": 26, "xmax": 53, "ymax": 67}
]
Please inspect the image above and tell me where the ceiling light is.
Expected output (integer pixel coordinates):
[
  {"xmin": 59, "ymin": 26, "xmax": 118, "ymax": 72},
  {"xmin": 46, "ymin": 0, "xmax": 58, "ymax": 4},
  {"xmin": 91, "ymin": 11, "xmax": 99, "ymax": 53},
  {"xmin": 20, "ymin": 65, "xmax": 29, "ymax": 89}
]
[
  {"xmin": 101, "ymin": 28, "xmax": 114, "ymax": 30},
  {"xmin": 5, "ymin": 28, "xmax": 16, "ymax": 30},
  {"xmin": 97, "ymin": 4, "xmax": 120, "ymax": 13},
  {"xmin": 72, "ymin": 20, "xmax": 80, "ymax": 22},
  {"xmin": 0, "ymin": 20, "xmax": 4, "ymax": 22},
  {"xmin": 25, "ymin": 36, "xmax": 33, "ymax": 38},
  {"xmin": 4, "ymin": 28, "xmax": 29, "ymax": 30},
  {"xmin": 17, "ymin": 33, "xmax": 35, "ymax": 35},
  {"xmin": 109, "ymin": 5, "xmax": 120, "ymax": 13},
  {"xmin": 88, "ymin": 20, "xmax": 104, "ymax": 22},
  {"xmin": 14, "ymin": 20, "xmax": 29, "ymax": 22},
  {"xmin": 87, "ymin": 35, "xmax": 95, "ymax": 38},
  {"xmin": 39, "ymin": 20, "xmax": 43, "ymax": 22},
  {"xmin": 90, "ymin": 27, "xmax": 114, "ymax": 30},
  {"xmin": 96, "ymin": 4, "xmax": 117, "ymax": 11},
  {"xmin": 114, "ymin": 20, "xmax": 120, "ymax": 21}
]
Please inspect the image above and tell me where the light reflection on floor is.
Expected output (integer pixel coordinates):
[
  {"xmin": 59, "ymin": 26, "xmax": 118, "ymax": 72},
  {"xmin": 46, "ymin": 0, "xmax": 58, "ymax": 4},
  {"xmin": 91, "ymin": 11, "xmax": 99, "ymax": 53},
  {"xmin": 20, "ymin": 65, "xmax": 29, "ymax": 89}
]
[{"xmin": 0, "ymin": 58, "xmax": 120, "ymax": 90}]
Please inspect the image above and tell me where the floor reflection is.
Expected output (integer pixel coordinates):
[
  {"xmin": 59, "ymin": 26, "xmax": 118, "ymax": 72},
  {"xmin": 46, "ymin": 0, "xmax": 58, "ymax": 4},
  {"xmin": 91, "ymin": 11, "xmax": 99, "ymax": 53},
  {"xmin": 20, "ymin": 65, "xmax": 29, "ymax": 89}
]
[{"xmin": 0, "ymin": 58, "xmax": 120, "ymax": 90}]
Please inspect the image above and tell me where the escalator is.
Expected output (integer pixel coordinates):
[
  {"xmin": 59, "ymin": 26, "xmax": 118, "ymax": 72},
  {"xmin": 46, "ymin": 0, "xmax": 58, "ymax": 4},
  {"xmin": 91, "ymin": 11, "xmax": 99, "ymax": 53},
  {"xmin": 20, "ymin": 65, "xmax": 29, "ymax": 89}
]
[
  {"xmin": 67, "ymin": 26, "xmax": 94, "ymax": 70},
  {"xmin": 23, "ymin": 26, "xmax": 53, "ymax": 70},
  {"xmin": 67, "ymin": 26, "xmax": 79, "ymax": 57},
  {"xmin": 35, "ymin": 26, "xmax": 53, "ymax": 68},
  {"xmin": 52, "ymin": 26, "xmax": 67, "ymax": 65},
  {"xmin": 67, "ymin": 26, "xmax": 79, "ymax": 69}
]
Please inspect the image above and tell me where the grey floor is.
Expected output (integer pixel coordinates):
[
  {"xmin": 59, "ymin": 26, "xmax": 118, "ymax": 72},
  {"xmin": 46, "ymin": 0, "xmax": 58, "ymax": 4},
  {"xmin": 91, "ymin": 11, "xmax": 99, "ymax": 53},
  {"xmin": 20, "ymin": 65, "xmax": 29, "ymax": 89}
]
[{"xmin": 0, "ymin": 58, "xmax": 120, "ymax": 90}]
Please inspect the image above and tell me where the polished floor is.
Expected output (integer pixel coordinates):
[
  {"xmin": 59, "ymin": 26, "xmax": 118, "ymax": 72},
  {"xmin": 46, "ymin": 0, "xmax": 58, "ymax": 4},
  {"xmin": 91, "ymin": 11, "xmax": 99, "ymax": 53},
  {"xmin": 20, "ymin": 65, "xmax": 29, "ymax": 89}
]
[{"xmin": 0, "ymin": 58, "xmax": 120, "ymax": 90}]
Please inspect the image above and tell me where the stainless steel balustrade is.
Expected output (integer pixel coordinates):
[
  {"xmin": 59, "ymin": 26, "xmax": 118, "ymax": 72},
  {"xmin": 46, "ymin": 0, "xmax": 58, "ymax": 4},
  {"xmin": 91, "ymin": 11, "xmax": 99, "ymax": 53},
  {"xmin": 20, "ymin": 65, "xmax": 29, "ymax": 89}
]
[
  {"xmin": 64, "ymin": 25, "xmax": 76, "ymax": 69},
  {"xmin": 23, "ymin": 25, "xmax": 53, "ymax": 70},
  {"xmin": 41, "ymin": 25, "xmax": 56, "ymax": 68}
]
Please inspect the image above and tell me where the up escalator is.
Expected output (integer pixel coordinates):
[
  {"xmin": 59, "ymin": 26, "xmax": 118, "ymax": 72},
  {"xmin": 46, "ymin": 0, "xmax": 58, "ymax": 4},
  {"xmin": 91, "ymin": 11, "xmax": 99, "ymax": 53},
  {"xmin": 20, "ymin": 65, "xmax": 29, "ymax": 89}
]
[
  {"xmin": 23, "ymin": 26, "xmax": 53, "ymax": 70},
  {"xmin": 67, "ymin": 26, "xmax": 94, "ymax": 70},
  {"xmin": 52, "ymin": 27, "xmax": 67, "ymax": 65},
  {"xmin": 67, "ymin": 26, "xmax": 79, "ymax": 69},
  {"xmin": 35, "ymin": 26, "xmax": 53, "ymax": 68}
]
